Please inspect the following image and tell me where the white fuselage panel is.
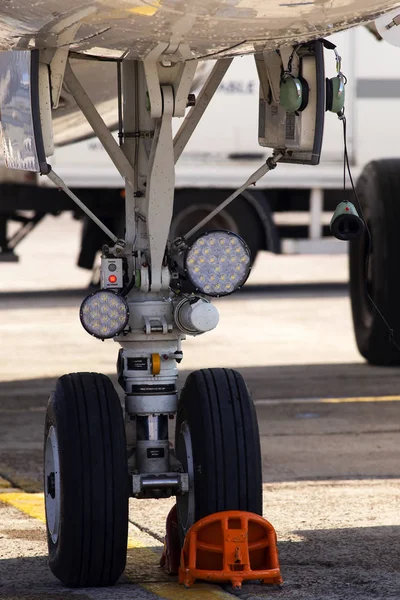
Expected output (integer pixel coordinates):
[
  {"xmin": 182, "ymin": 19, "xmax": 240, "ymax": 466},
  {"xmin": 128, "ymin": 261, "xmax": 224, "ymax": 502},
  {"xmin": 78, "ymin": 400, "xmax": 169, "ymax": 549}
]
[{"xmin": 0, "ymin": 1, "xmax": 400, "ymax": 59}]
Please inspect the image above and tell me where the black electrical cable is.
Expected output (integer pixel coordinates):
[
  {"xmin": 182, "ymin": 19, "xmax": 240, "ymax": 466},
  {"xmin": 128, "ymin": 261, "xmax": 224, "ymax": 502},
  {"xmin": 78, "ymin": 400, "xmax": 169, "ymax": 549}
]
[
  {"xmin": 121, "ymin": 275, "xmax": 135, "ymax": 297},
  {"xmin": 340, "ymin": 112, "xmax": 400, "ymax": 353},
  {"xmin": 117, "ymin": 61, "xmax": 123, "ymax": 147}
]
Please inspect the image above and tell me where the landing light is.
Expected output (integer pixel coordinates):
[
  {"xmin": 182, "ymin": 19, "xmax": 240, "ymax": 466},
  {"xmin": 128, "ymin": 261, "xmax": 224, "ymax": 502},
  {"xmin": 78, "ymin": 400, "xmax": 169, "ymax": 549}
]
[
  {"xmin": 80, "ymin": 290, "xmax": 129, "ymax": 339},
  {"xmin": 185, "ymin": 230, "xmax": 251, "ymax": 297}
]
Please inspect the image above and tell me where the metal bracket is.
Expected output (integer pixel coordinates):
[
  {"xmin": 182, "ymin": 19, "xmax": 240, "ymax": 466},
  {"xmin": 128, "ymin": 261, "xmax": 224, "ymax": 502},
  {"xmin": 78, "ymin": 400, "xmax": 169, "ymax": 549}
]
[
  {"xmin": 143, "ymin": 43, "xmax": 198, "ymax": 118},
  {"xmin": 254, "ymin": 50, "xmax": 282, "ymax": 105},
  {"xmin": 132, "ymin": 473, "xmax": 189, "ymax": 498},
  {"xmin": 125, "ymin": 131, "xmax": 155, "ymax": 139},
  {"xmin": 37, "ymin": 8, "xmax": 95, "ymax": 108},
  {"xmin": 143, "ymin": 314, "xmax": 172, "ymax": 335}
]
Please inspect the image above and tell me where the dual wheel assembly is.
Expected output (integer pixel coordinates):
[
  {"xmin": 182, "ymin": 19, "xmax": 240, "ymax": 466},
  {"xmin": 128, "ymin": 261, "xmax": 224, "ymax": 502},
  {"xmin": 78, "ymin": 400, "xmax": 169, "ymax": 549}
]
[{"xmin": 44, "ymin": 368, "xmax": 263, "ymax": 587}]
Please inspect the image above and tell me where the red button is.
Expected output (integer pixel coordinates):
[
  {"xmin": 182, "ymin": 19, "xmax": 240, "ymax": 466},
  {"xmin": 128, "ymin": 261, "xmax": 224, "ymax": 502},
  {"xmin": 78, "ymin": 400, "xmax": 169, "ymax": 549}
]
[{"xmin": 108, "ymin": 275, "xmax": 117, "ymax": 284}]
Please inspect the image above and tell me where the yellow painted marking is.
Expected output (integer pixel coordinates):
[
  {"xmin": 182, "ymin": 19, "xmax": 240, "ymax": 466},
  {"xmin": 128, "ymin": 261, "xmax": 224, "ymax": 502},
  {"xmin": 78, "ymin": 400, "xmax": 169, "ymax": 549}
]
[
  {"xmin": 0, "ymin": 492, "xmax": 45, "ymax": 521},
  {"xmin": 0, "ymin": 492, "xmax": 145, "ymax": 549},
  {"xmin": 257, "ymin": 395, "xmax": 400, "ymax": 405},
  {"xmin": 129, "ymin": 1, "xmax": 162, "ymax": 16},
  {"xmin": 143, "ymin": 583, "xmax": 235, "ymax": 599},
  {"xmin": 321, "ymin": 395, "xmax": 400, "ymax": 404},
  {"xmin": 0, "ymin": 492, "xmax": 240, "ymax": 598}
]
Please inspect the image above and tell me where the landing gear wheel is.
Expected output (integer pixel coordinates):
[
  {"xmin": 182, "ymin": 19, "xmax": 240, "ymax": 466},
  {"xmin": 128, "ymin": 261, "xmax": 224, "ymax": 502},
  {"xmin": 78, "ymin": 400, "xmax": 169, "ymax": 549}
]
[
  {"xmin": 175, "ymin": 368, "xmax": 262, "ymax": 543},
  {"xmin": 44, "ymin": 372, "xmax": 129, "ymax": 587},
  {"xmin": 349, "ymin": 159, "xmax": 400, "ymax": 365}
]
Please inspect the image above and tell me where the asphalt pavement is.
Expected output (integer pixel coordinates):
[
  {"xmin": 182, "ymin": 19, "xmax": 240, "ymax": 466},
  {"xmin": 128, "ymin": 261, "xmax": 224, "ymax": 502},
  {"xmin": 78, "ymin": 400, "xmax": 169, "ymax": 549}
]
[{"xmin": 0, "ymin": 214, "xmax": 399, "ymax": 600}]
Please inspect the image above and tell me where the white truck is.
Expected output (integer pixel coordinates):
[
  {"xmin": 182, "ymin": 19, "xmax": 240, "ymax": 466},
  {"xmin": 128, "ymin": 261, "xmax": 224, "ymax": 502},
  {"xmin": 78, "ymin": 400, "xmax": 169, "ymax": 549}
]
[{"xmin": 1, "ymin": 25, "xmax": 400, "ymax": 364}]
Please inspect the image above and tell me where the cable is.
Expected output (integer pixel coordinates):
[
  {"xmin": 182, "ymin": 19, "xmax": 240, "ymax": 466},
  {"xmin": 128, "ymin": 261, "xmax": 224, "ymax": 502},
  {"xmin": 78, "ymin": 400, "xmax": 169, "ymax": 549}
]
[
  {"xmin": 117, "ymin": 61, "xmax": 123, "ymax": 147},
  {"xmin": 340, "ymin": 113, "xmax": 400, "ymax": 353}
]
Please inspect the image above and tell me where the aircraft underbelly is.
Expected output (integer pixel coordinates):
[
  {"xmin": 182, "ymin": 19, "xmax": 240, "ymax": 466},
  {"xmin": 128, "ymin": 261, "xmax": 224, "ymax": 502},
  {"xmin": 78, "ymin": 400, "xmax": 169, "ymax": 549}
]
[{"xmin": 0, "ymin": 0, "xmax": 399, "ymax": 60}]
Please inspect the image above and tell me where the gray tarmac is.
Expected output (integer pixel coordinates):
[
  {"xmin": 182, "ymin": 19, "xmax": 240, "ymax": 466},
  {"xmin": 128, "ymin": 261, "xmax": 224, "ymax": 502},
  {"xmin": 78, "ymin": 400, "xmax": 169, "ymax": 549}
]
[{"xmin": 0, "ymin": 214, "xmax": 400, "ymax": 600}]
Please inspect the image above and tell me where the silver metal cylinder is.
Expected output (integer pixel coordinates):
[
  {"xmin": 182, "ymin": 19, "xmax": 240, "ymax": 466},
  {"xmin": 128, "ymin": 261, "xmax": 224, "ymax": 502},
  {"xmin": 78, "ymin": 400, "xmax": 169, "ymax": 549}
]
[
  {"xmin": 137, "ymin": 415, "xmax": 168, "ymax": 441},
  {"xmin": 125, "ymin": 393, "xmax": 177, "ymax": 415},
  {"xmin": 141, "ymin": 477, "xmax": 180, "ymax": 489},
  {"xmin": 136, "ymin": 415, "xmax": 169, "ymax": 473},
  {"xmin": 174, "ymin": 297, "xmax": 219, "ymax": 335}
]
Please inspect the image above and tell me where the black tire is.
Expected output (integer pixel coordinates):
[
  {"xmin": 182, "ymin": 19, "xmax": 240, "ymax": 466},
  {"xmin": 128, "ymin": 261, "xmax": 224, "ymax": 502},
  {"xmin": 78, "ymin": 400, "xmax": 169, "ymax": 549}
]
[
  {"xmin": 175, "ymin": 368, "xmax": 262, "ymax": 542},
  {"xmin": 44, "ymin": 373, "xmax": 129, "ymax": 587},
  {"xmin": 349, "ymin": 159, "xmax": 400, "ymax": 365},
  {"xmin": 171, "ymin": 190, "xmax": 265, "ymax": 262}
]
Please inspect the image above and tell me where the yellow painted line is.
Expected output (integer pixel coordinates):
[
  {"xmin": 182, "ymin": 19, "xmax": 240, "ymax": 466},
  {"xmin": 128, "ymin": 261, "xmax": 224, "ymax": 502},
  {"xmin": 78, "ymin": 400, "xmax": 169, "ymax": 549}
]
[
  {"xmin": 257, "ymin": 395, "xmax": 400, "ymax": 405},
  {"xmin": 0, "ymin": 493, "xmax": 145, "ymax": 549},
  {"xmin": 0, "ymin": 492, "xmax": 239, "ymax": 598},
  {"xmin": 129, "ymin": 1, "xmax": 162, "ymax": 16},
  {"xmin": 143, "ymin": 583, "xmax": 234, "ymax": 599},
  {"xmin": 0, "ymin": 492, "xmax": 45, "ymax": 521},
  {"xmin": 321, "ymin": 395, "xmax": 400, "ymax": 403}
]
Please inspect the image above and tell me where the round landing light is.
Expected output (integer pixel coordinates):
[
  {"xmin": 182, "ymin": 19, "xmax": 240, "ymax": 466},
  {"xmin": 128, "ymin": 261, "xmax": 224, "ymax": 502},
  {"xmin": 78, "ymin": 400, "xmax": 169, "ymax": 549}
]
[
  {"xmin": 80, "ymin": 290, "xmax": 129, "ymax": 339},
  {"xmin": 185, "ymin": 230, "xmax": 251, "ymax": 297}
]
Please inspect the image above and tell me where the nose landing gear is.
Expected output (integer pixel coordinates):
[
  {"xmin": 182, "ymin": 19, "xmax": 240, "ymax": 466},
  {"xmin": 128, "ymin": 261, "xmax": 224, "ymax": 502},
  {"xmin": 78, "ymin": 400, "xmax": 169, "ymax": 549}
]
[{"xmin": 43, "ymin": 50, "xmax": 278, "ymax": 589}]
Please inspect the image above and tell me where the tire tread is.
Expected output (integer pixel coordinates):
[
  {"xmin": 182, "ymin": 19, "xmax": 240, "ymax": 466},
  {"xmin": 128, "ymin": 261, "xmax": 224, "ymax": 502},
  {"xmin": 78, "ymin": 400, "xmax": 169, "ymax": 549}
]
[
  {"xmin": 45, "ymin": 372, "xmax": 128, "ymax": 588},
  {"xmin": 350, "ymin": 159, "xmax": 400, "ymax": 364},
  {"xmin": 175, "ymin": 368, "xmax": 262, "ymax": 540}
]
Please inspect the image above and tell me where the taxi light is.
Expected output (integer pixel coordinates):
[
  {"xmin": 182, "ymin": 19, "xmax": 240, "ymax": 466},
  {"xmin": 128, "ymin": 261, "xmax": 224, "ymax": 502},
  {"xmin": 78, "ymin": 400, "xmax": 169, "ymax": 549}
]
[
  {"xmin": 185, "ymin": 230, "xmax": 251, "ymax": 297},
  {"xmin": 80, "ymin": 290, "xmax": 129, "ymax": 339}
]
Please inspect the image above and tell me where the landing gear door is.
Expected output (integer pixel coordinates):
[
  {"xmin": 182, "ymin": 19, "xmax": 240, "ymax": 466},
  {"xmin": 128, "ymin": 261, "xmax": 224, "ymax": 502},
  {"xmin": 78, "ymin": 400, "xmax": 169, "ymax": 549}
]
[
  {"xmin": 256, "ymin": 40, "xmax": 325, "ymax": 165},
  {"xmin": 0, "ymin": 50, "xmax": 53, "ymax": 173}
]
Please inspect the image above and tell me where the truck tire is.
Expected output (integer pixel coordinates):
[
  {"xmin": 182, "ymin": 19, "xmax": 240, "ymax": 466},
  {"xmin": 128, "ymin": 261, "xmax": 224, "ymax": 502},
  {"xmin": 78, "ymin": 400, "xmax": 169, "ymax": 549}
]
[
  {"xmin": 349, "ymin": 159, "xmax": 400, "ymax": 365},
  {"xmin": 171, "ymin": 190, "xmax": 265, "ymax": 263}
]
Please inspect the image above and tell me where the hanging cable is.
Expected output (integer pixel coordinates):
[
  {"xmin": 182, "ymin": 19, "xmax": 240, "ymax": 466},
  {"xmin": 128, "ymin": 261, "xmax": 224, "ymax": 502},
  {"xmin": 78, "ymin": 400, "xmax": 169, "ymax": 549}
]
[
  {"xmin": 117, "ymin": 61, "xmax": 123, "ymax": 147},
  {"xmin": 340, "ymin": 111, "xmax": 400, "ymax": 353}
]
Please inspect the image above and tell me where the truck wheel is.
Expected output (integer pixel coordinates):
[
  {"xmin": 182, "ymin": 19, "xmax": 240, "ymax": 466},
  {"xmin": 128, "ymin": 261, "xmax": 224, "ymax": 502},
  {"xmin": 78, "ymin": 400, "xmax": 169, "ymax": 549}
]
[
  {"xmin": 349, "ymin": 159, "xmax": 400, "ymax": 365},
  {"xmin": 171, "ymin": 191, "xmax": 264, "ymax": 262},
  {"xmin": 175, "ymin": 368, "xmax": 262, "ymax": 543},
  {"xmin": 44, "ymin": 373, "xmax": 129, "ymax": 587}
]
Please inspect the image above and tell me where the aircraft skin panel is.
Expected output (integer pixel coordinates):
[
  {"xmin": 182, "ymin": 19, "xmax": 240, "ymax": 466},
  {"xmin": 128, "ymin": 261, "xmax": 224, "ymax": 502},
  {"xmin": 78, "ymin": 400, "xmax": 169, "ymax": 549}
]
[{"xmin": 0, "ymin": 1, "xmax": 399, "ymax": 60}]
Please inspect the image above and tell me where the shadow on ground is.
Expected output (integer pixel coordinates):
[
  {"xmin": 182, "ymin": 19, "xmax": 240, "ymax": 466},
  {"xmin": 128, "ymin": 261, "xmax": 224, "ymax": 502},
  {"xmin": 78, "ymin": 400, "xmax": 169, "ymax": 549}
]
[
  {"xmin": 1, "ymin": 363, "xmax": 400, "ymax": 491},
  {"xmin": 0, "ymin": 526, "xmax": 399, "ymax": 599},
  {"xmin": 2, "ymin": 362, "xmax": 400, "ymax": 402}
]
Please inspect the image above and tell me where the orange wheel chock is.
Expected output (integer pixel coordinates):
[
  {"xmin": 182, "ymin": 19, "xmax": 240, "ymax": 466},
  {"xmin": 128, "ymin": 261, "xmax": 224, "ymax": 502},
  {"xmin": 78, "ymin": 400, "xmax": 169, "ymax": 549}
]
[
  {"xmin": 178, "ymin": 510, "xmax": 283, "ymax": 589},
  {"xmin": 160, "ymin": 504, "xmax": 181, "ymax": 575}
]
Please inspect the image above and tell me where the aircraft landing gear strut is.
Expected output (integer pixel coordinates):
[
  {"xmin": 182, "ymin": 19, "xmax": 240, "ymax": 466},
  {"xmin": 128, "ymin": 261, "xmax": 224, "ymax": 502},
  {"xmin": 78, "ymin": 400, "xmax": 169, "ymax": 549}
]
[{"xmin": 44, "ymin": 51, "xmax": 277, "ymax": 588}]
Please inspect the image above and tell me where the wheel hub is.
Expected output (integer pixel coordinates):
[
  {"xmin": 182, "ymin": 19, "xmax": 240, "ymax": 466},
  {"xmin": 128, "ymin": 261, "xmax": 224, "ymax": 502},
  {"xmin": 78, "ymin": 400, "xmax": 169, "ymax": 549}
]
[
  {"xmin": 47, "ymin": 472, "xmax": 56, "ymax": 499},
  {"xmin": 45, "ymin": 425, "xmax": 61, "ymax": 544},
  {"xmin": 176, "ymin": 421, "xmax": 195, "ymax": 537}
]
